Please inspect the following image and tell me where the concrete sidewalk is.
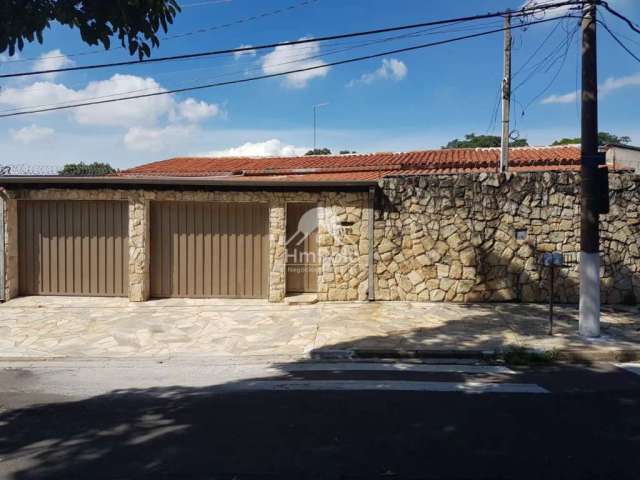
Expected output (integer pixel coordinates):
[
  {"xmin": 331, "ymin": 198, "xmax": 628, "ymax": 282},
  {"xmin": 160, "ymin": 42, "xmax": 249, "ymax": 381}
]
[{"xmin": 0, "ymin": 296, "xmax": 638, "ymax": 361}]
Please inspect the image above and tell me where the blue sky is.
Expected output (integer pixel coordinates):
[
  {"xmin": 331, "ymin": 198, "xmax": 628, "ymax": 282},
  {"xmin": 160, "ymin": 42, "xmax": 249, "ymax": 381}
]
[{"xmin": 0, "ymin": 0, "xmax": 639, "ymax": 169}]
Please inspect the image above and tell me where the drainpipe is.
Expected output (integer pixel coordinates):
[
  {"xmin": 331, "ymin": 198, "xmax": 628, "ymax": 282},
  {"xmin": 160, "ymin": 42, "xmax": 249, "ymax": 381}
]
[
  {"xmin": 367, "ymin": 186, "xmax": 375, "ymax": 301},
  {"xmin": 0, "ymin": 188, "xmax": 8, "ymax": 302}
]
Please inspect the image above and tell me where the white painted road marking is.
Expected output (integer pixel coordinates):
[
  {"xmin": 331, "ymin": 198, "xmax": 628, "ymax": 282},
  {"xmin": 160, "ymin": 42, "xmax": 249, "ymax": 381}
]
[
  {"xmin": 220, "ymin": 380, "xmax": 548, "ymax": 394},
  {"xmin": 281, "ymin": 362, "xmax": 515, "ymax": 375},
  {"xmin": 616, "ymin": 363, "xmax": 640, "ymax": 376}
]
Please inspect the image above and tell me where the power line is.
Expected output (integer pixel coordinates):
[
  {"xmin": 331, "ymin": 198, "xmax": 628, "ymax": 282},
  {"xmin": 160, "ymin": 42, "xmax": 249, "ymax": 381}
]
[
  {"xmin": 0, "ymin": 20, "xmax": 505, "ymax": 114},
  {"xmin": 599, "ymin": 20, "xmax": 640, "ymax": 63},
  {"xmin": 181, "ymin": 0, "xmax": 232, "ymax": 7},
  {"xmin": 512, "ymin": 17, "xmax": 579, "ymax": 96},
  {"xmin": 599, "ymin": 1, "xmax": 640, "ymax": 35},
  {"xmin": 1, "ymin": 0, "xmax": 321, "ymax": 64},
  {"xmin": 521, "ymin": 21, "xmax": 580, "ymax": 111},
  {"xmin": 0, "ymin": 16, "xmax": 566, "ymax": 119},
  {"xmin": 0, "ymin": 0, "xmax": 592, "ymax": 79}
]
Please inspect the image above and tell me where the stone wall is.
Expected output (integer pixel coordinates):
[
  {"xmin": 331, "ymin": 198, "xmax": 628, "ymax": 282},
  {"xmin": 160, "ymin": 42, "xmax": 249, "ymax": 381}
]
[
  {"xmin": 128, "ymin": 194, "xmax": 150, "ymax": 302},
  {"xmin": 374, "ymin": 172, "xmax": 640, "ymax": 304},
  {"xmin": 2, "ymin": 196, "xmax": 18, "ymax": 301},
  {"xmin": 4, "ymin": 188, "xmax": 368, "ymax": 302}
]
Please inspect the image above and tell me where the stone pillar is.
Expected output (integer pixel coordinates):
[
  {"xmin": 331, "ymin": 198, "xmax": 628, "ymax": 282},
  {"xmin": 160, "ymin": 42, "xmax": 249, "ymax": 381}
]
[
  {"xmin": 3, "ymin": 197, "xmax": 19, "ymax": 300},
  {"xmin": 128, "ymin": 195, "xmax": 150, "ymax": 302},
  {"xmin": 268, "ymin": 203, "xmax": 286, "ymax": 302}
]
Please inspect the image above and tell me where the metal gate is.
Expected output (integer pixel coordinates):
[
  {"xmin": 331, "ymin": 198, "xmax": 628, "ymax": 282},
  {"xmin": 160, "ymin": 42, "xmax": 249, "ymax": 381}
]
[
  {"xmin": 150, "ymin": 202, "xmax": 269, "ymax": 298},
  {"xmin": 18, "ymin": 200, "xmax": 129, "ymax": 296}
]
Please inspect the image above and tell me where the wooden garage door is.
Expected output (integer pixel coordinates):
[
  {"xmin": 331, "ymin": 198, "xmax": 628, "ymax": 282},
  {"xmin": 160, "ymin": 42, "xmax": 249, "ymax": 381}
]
[
  {"xmin": 150, "ymin": 202, "xmax": 269, "ymax": 298},
  {"xmin": 18, "ymin": 200, "xmax": 129, "ymax": 296}
]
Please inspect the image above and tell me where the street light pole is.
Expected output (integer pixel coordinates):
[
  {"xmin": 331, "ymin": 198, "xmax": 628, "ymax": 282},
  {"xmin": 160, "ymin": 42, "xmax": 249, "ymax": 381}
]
[
  {"xmin": 579, "ymin": 0, "xmax": 601, "ymax": 337},
  {"xmin": 499, "ymin": 11, "xmax": 512, "ymax": 173},
  {"xmin": 313, "ymin": 102, "xmax": 328, "ymax": 152}
]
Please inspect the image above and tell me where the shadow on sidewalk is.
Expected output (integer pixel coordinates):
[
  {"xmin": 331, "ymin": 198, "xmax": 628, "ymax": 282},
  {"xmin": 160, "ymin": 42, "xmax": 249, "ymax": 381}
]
[{"xmin": 1, "ymin": 325, "xmax": 640, "ymax": 479}]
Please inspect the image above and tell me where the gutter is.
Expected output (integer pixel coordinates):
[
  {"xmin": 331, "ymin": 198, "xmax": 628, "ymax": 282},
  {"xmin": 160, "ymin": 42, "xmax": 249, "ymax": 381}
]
[
  {"xmin": 0, "ymin": 188, "xmax": 8, "ymax": 302},
  {"xmin": 367, "ymin": 185, "xmax": 376, "ymax": 301},
  {"xmin": 0, "ymin": 176, "xmax": 377, "ymax": 190}
]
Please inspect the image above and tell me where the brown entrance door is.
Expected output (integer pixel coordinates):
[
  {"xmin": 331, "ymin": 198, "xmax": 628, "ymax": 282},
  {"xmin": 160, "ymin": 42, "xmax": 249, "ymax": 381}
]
[
  {"xmin": 286, "ymin": 203, "xmax": 319, "ymax": 293},
  {"xmin": 149, "ymin": 202, "xmax": 269, "ymax": 299}
]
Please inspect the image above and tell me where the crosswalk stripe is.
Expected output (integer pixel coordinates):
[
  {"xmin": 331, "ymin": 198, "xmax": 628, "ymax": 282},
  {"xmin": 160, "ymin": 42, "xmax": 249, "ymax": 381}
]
[
  {"xmin": 615, "ymin": 363, "xmax": 640, "ymax": 376},
  {"xmin": 221, "ymin": 380, "xmax": 548, "ymax": 394},
  {"xmin": 281, "ymin": 362, "xmax": 515, "ymax": 375}
]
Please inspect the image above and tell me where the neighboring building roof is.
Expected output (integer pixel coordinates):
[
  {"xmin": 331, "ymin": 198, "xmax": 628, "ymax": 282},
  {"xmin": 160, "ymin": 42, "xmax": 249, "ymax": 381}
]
[{"xmin": 120, "ymin": 146, "xmax": 583, "ymax": 183}]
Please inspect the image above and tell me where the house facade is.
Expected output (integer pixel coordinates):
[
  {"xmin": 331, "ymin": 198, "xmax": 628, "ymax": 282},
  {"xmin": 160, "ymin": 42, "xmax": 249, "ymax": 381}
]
[{"xmin": 2, "ymin": 145, "xmax": 639, "ymax": 304}]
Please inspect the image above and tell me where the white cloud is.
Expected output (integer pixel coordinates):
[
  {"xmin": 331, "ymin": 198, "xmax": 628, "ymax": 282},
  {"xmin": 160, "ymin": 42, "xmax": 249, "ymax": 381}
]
[
  {"xmin": 541, "ymin": 91, "xmax": 578, "ymax": 105},
  {"xmin": 347, "ymin": 58, "xmax": 407, "ymax": 87},
  {"xmin": 73, "ymin": 75, "xmax": 175, "ymax": 126},
  {"xmin": 0, "ymin": 74, "xmax": 221, "ymax": 127},
  {"xmin": 520, "ymin": 0, "xmax": 576, "ymax": 18},
  {"xmin": 233, "ymin": 44, "xmax": 257, "ymax": 59},
  {"xmin": 542, "ymin": 72, "xmax": 640, "ymax": 104},
  {"xmin": 175, "ymin": 98, "xmax": 221, "ymax": 122},
  {"xmin": 600, "ymin": 73, "xmax": 640, "ymax": 95},
  {"xmin": 522, "ymin": 0, "xmax": 629, "ymax": 18},
  {"xmin": 202, "ymin": 139, "xmax": 308, "ymax": 157},
  {"xmin": 32, "ymin": 49, "xmax": 74, "ymax": 80},
  {"xmin": 124, "ymin": 125, "xmax": 196, "ymax": 152},
  {"xmin": 261, "ymin": 38, "xmax": 329, "ymax": 88},
  {"xmin": 0, "ymin": 81, "xmax": 77, "ymax": 109},
  {"xmin": 9, "ymin": 124, "xmax": 55, "ymax": 144}
]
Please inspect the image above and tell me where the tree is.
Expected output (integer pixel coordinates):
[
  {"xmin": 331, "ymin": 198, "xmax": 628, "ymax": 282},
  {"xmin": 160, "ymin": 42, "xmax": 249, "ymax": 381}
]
[
  {"xmin": 444, "ymin": 133, "xmax": 528, "ymax": 149},
  {"xmin": 339, "ymin": 150, "xmax": 356, "ymax": 154},
  {"xmin": 58, "ymin": 162, "xmax": 116, "ymax": 177},
  {"xmin": 1, "ymin": 1, "xmax": 181, "ymax": 60},
  {"xmin": 551, "ymin": 132, "xmax": 632, "ymax": 146},
  {"xmin": 305, "ymin": 148, "xmax": 332, "ymax": 156}
]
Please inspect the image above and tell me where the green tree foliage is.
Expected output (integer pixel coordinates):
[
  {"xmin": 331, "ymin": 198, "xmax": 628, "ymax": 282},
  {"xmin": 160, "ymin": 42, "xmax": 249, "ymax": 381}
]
[
  {"xmin": 444, "ymin": 133, "xmax": 528, "ymax": 149},
  {"xmin": 1, "ymin": 0, "xmax": 181, "ymax": 59},
  {"xmin": 58, "ymin": 162, "xmax": 116, "ymax": 177},
  {"xmin": 339, "ymin": 150, "xmax": 356, "ymax": 154},
  {"xmin": 551, "ymin": 132, "xmax": 632, "ymax": 146},
  {"xmin": 305, "ymin": 148, "xmax": 332, "ymax": 156}
]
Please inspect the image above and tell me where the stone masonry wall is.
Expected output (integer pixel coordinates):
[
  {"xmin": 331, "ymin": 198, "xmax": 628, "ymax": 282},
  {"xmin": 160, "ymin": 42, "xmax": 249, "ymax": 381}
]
[
  {"xmin": 5, "ymin": 188, "xmax": 368, "ymax": 302},
  {"xmin": 2, "ymin": 196, "xmax": 18, "ymax": 301},
  {"xmin": 375, "ymin": 172, "xmax": 640, "ymax": 304}
]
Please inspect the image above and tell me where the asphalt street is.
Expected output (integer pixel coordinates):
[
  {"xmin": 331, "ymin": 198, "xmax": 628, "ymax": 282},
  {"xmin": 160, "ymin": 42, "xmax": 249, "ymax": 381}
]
[{"xmin": 0, "ymin": 359, "xmax": 639, "ymax": 479}]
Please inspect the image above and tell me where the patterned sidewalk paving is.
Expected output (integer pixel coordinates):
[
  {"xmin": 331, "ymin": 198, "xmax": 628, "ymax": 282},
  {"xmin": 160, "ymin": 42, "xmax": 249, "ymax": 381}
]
[{"xmin": 0, "ymin": 296, "xmax": 638, "ymax": 360}]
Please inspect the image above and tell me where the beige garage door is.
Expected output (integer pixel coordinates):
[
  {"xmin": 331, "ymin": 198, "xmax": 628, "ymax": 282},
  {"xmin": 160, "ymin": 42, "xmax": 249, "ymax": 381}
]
[
  {"xmin": 150, "ymin": 202, "xmax": 269, "ymax": 298},
  {"xmin": 18, "ymin": 200, "xmax": 129, "ymax": 296}
]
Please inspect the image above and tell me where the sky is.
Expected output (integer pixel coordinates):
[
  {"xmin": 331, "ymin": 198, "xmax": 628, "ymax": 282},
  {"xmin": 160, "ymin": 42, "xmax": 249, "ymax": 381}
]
[{"xmin": 0, "ymin": 0, "xmax": 639, "ymax": 170}]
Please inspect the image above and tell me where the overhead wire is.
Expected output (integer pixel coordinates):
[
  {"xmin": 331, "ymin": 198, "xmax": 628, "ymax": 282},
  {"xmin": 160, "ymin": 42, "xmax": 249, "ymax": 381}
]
[
  {"xmin": 0, "ymin": 15, "xmax": 567, "ymax": 118},
  {"xmin": 599, "ymin": 19, "xmax": 640, "ymax": 63},
  {"xmin": 520, "ymin": 20, "xmax": 580, "ymax": 111},
  {"xmin": 0, "ymin": 18, "xmax": 507, "ymax": 114},
  {"xmin": 0, "ymin": 0, "xmax": 594, "ymax": 79},
  {"xmin": 598, "ymin": 1, "xmax": 640, "ymax": 35},
  {"xmin": 1, "ymin": 0, "xmax": 321, "ymax": 64}
]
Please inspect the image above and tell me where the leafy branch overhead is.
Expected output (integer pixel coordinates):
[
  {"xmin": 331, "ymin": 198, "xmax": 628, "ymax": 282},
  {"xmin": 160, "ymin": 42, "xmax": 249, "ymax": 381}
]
[{"xmin": 0, "ymin": 0, "xmax": 181, "ymax": 59}]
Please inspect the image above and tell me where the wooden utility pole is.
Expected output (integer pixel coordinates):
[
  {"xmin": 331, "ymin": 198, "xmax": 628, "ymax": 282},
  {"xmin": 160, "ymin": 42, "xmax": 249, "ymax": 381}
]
[
  {"xmin": 499, "ymin": 11, "xmax": 512, "ymax": 173},
  {"xmin": 579, "ymin": 1, "xmax": 601, "ymax": 337}
]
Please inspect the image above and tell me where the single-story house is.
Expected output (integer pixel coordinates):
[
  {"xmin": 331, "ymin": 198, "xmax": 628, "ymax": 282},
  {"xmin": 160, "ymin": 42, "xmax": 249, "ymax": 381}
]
[{"xmin": 2, "ymin": 145, "xmax": 639, "ymax": 304}]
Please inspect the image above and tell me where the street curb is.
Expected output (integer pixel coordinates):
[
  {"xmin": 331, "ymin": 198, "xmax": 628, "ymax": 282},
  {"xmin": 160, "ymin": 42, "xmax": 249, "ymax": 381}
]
[
  {"xmin": 1, "ymin": 349, "xmax": 638, "ymax": 365},
  {"xmin": 313, "ymin": 347, "xmax": 640, "ymax": 363}
]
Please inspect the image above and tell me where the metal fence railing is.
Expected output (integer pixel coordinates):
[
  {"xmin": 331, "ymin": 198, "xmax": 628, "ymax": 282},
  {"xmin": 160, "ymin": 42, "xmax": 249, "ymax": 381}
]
[{"xmin": 0, "ymin": 163, "xmax": 117, "ymax": 176}]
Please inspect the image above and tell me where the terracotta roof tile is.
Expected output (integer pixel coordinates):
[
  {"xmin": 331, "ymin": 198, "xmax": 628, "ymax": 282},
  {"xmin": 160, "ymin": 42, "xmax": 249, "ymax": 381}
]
[{"xmin": 120, "ymin": 146, "xmax": 584, "ymax": 182}]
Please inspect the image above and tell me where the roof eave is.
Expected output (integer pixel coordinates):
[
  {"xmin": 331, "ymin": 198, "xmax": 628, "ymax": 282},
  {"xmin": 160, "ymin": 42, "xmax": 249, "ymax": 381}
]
[{"xmin": 0, "ymin": 175, "xmax": 378, "ymax": 190}]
